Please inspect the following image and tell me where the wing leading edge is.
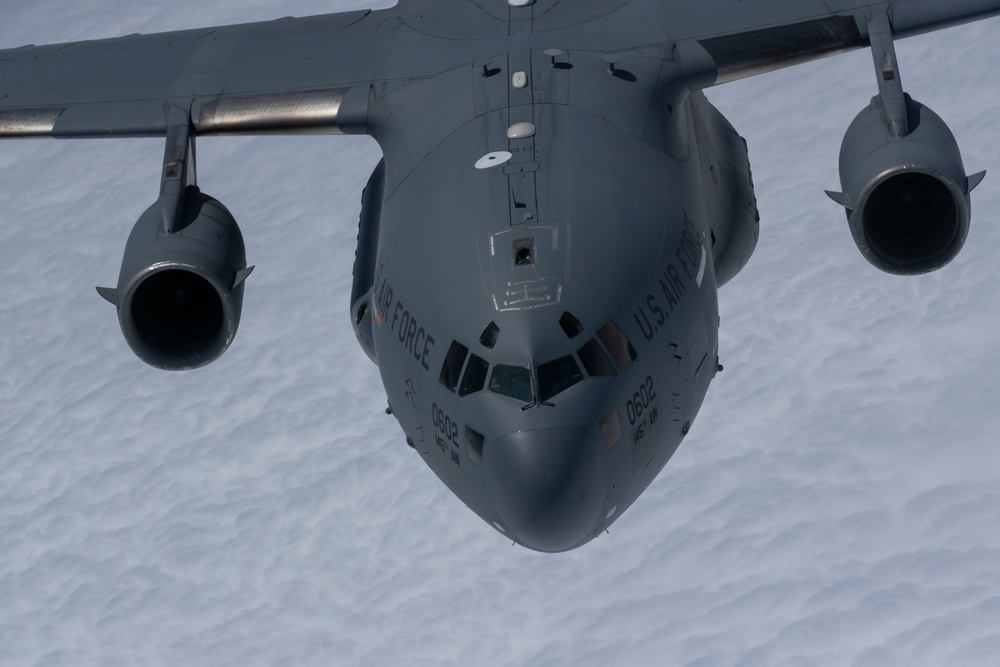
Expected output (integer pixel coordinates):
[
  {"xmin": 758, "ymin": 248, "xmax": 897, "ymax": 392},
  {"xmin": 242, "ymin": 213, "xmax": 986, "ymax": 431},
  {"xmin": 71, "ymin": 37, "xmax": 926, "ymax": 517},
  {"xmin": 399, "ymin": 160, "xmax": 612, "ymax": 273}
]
[
  {"xmin": 4, "ymin": 1, "xmax": 1000, "ymax": 138},
  {"xmin": 0, "ymin": 6, "xmax": 435, "ymax": 139},
  {"xmin": 663, "ymin": 0, "xmax": 1000, "ymax": 86}
]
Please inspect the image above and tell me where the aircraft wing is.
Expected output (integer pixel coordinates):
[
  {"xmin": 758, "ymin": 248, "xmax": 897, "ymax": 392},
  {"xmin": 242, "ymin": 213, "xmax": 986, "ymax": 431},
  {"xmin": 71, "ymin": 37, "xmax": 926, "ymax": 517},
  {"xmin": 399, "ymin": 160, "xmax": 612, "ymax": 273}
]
[
  {"xmin": 4, "ymin": 0, "xmax": 1000, "ymax": 140},
  {"xmin": 0, "ymin": 6, "xmax": 433, "ymax": 139},
  {"xmin": 654, "ymin": 0, "xmax": 1000, "ymax": 85}
]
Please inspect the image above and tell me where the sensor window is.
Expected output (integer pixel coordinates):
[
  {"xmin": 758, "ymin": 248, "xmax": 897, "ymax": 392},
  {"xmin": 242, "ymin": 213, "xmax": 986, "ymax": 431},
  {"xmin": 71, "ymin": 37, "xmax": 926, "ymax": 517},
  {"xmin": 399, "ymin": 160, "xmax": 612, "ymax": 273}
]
[
  {"xmin": 466, "ymin": 426, "xmax": 485, "ymax": 467},
  {"xmin": 513, "ymin": 238, "xmax": 535, "ymax": 267},
  {"xmin": 599, "ymin": 407, "xmax": 623, "ymax": 450}
]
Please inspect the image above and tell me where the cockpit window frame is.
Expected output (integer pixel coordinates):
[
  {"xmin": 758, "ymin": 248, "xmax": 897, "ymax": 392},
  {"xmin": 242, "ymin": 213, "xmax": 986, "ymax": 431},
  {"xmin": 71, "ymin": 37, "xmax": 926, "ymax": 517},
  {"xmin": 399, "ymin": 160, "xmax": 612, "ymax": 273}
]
[
  {"xmin": 459, "ymin": 353, "xmax": 490, "ymax": 397},
  {"xmin": 439, "ymin": 340, "xmax": 469, "ymax": 392},
  {"xmin": 577, "ymin": 338, "xmax": 617, "ymax": 377}
]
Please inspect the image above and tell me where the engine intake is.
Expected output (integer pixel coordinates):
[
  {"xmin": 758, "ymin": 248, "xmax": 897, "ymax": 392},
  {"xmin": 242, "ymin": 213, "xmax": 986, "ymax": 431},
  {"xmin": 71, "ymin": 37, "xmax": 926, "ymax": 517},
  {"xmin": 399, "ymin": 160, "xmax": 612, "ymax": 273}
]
[
  {"xmin": 99, "ymin": 188, "xmax": 251, "ymax": 370},
  {"xmin": 829, "ymin": 96, "xmax": 984, "ymax": 275}
]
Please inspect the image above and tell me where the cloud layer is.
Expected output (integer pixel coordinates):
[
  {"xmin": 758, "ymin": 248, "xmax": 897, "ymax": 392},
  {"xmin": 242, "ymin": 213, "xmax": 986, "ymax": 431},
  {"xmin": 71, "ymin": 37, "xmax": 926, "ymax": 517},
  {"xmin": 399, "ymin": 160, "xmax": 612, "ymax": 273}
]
[{"xmin": 2, "ymin": 3, "xmax": 1000, "ymax": 666}]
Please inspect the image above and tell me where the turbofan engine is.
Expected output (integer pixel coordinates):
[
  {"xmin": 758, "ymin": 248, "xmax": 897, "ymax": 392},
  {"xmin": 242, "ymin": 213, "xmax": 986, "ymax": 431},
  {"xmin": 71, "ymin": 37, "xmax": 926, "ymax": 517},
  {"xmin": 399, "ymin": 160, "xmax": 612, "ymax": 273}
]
[
  {"xmin": 98, "ymin": 187, "xmax": 252, "ymax": 370},
  {"xmin": 828, "ymin": 95, "xmax": 985, "ymax": 275}
]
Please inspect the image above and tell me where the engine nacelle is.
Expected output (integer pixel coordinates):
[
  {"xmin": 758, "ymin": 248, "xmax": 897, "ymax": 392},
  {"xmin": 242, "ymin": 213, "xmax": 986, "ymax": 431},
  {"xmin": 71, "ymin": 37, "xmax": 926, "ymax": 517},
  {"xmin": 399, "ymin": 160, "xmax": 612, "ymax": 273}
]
[
  {"xmin": 350, "ymin": 158, "xmax": 384, "ymax": 366},
  {"xmin": 831, "ymin": 95, "xmax": 983, "ymax": 275},
  {"xmin": 100, "ymin": 187, "xmax": 251, "ymax": 370}
]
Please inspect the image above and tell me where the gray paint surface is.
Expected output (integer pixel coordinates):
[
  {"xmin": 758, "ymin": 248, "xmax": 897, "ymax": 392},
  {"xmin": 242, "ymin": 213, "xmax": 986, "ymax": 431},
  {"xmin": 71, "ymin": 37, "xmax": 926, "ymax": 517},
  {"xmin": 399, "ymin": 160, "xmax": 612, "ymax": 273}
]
[
  {"xmin": 1, "ymin": 0, "xmax": 998, "ymax": 552},
  {"xmin": 3, "ymin": 0, "xmax": 1000, "ymax": 662}
]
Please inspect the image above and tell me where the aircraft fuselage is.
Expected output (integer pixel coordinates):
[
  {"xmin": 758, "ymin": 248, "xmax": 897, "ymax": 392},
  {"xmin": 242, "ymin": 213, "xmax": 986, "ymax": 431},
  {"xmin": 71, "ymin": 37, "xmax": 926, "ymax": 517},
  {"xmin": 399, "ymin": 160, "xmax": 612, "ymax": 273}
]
[{"xmin": 351, "ymin": 35, "xmax": 759, "ymax": 552}]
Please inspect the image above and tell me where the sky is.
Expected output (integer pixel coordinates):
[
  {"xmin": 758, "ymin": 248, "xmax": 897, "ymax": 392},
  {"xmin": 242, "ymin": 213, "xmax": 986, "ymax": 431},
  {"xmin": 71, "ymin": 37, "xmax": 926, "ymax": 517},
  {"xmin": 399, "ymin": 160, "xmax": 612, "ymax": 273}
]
[{"xmin": 2, "ymin": 2, "xmax": 1000, "ymax": 666}]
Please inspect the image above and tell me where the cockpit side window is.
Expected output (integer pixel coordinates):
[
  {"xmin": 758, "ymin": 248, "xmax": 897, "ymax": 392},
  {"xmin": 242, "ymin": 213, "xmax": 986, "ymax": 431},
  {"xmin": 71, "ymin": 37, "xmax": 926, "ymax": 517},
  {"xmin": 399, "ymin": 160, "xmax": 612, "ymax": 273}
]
[
  {"xmin": 489, "ymin": 365, "xmax": 532, "ymax": 402},
  {"xmin": 559, "ymin": 312, "xmax": 583, "ymax": 339},
  {"xmin": 480, "ymin": 322, "xmax": 500, "ymax": 349},
  {"xmin": 597, "ymin": 321, "xmax": 637, "ymax": 372},
  {"xmin": 578, "ymin": 338, "xmax": 616, "ymax": 377},
  {"xmin": 459, "ymin": 354, "xmax": 490, "ymax": 396},
  {"xmin": 439, "ymin": 340, "xmax": 469, "ymax": 392},
  {"xmin": 538, "ymin": 355, "xmax": 584, "ymax": 402}
]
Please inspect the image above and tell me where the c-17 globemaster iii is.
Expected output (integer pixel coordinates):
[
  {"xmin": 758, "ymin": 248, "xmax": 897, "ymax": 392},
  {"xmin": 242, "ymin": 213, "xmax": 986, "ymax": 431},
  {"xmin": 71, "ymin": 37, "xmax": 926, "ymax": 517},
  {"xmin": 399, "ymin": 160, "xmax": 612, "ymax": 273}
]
[{"xmin": 1, "ymin": 0, "xmax": 998, "ymax": 551}]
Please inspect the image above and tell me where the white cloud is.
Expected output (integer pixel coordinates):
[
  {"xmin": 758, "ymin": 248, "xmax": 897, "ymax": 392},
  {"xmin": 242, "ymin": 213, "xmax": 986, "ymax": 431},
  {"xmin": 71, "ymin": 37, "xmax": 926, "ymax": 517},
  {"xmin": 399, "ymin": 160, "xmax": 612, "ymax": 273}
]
[{"xmin": 2, "ymin": 3, "xmax": 1000, "ymax": 666}]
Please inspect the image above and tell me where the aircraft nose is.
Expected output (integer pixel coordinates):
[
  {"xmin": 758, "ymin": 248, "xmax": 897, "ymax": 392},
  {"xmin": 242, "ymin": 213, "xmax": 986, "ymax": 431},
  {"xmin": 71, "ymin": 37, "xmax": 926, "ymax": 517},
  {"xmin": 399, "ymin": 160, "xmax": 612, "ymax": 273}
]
[{"xmin": 487, "ymin": 427, "xmax": 604, "ymax": 552}]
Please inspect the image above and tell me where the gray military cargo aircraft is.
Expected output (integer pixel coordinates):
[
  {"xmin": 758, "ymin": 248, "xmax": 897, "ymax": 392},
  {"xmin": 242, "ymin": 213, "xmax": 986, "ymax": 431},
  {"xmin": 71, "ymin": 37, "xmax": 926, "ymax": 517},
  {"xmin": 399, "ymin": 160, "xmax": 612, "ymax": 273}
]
[{"xmin": 1, "ymin": 0, "xmax": 998, "ymax": 552}]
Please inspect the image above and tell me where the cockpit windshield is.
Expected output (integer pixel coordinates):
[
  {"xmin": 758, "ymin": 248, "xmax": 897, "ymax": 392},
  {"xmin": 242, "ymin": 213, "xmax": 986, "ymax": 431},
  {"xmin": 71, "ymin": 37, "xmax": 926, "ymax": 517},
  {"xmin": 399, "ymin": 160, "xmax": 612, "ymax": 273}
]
[
  {"xmin": 538, "ymin": 355, "xmax": 583, "ymax": 402},
  {"xmin": 454, "ymin": 320, "xmax": 634, "ymax": 405},
  {"xmin": 489, "ymin": 364, "xmax": 532, "ymax": 402}
]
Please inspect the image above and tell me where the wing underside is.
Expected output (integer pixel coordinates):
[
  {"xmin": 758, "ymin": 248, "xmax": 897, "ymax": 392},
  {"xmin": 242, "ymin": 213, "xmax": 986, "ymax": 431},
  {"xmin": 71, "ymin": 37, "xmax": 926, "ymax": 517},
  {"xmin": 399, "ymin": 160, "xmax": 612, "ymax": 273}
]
[
  {"xmin": 2, "ymin": 0, "xmax": 1000, "ymax": 140},
  {"xmin": 0, "ymin": 8, "xmax": 409, "ymax": 139},
  {"xmin": 668, "ymin": 0, "xmax": 1000, "ymax": 85}
]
